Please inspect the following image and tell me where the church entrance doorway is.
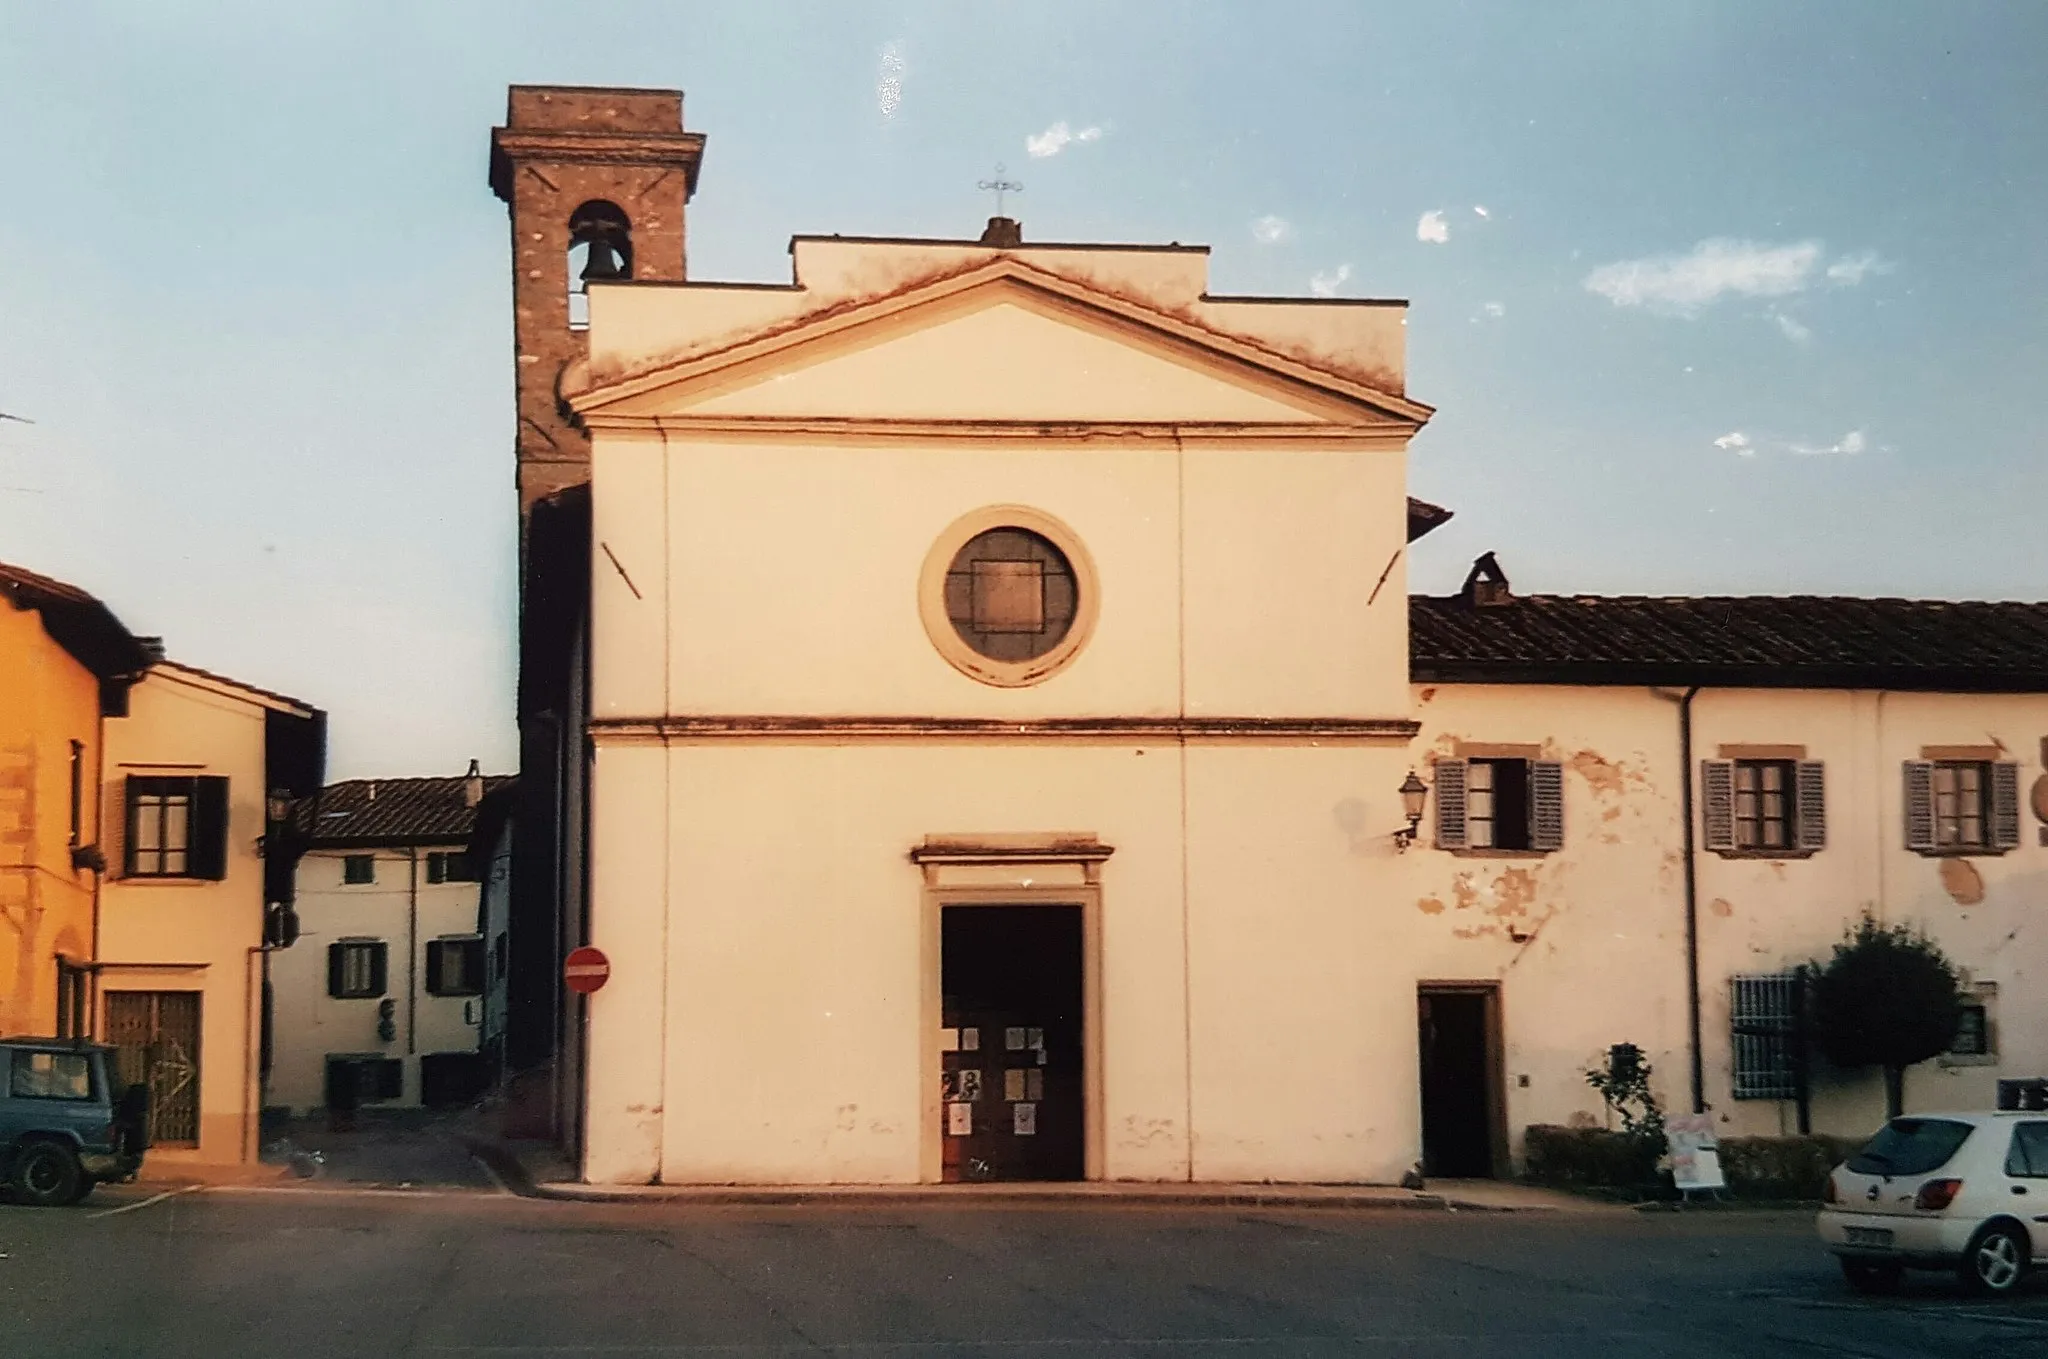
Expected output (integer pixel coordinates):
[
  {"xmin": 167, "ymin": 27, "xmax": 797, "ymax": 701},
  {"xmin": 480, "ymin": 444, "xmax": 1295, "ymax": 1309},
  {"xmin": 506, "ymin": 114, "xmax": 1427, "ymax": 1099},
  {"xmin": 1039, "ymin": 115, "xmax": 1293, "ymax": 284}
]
[{"xmin": 938, "ymin": 904, "xmax": 1085, "ymax": 1182}]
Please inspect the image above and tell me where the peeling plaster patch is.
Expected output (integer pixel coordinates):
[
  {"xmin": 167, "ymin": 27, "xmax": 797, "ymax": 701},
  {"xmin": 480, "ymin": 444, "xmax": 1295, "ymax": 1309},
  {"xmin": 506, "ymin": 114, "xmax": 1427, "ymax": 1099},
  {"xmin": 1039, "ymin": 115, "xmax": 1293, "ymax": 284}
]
[
  {"xmin": 1601, "ymin": 805, "xmax": 1623, "ymax": 822},
  {"xmin": 1452, "ymin": 875, "xmax": 1480, "ymax": 910},
  {"xmin": 1939, "ymin": 858, "xmax": 1985, "ymax": 906},
  {"xmin": 1489, "ymin": 868, "xmax": 1538, "ymax": 919},
  {"xmin": 1418, "ymin": 896, "xmax": 1446, "ymax": 915},
  {"xmin": 1418, "ymin": 687, "xmax": 1438, "ymax": 703},
  {"xmin": 1709, "ymin": 897, "xmax": 1734, "ymax": 918},
  {"xmin": 1568, "ymin": 750, "xmax": 1626, "ymax": 798}
]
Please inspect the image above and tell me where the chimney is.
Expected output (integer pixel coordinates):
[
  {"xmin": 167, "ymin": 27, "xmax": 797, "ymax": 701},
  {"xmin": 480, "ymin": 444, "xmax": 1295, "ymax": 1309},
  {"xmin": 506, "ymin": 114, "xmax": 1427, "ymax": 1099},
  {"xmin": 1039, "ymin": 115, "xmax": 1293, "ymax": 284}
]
[
  {"xmin": 1460, "ymin": 552, "xmax": 1513, "ymax": 608},
  {"xmin": 463, "ymin": 759, "xmax": 485, "ymax": 809}
]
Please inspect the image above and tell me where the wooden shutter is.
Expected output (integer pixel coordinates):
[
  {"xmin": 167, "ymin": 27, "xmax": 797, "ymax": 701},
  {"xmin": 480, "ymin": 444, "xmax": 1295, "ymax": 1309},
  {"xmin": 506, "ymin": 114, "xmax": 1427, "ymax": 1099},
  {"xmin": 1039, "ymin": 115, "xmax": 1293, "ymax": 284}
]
[
  {"xmin": 1795, "ymin": 761, "xmax": 1827, "ymax": 852},
  {"xmin": 1903, "ymin": 761, "xmax": 1937, "ymax": 852},
  {"xmin": 190, "ymin": 776, "xmax": 230, "ymax": 880},
  {"xmin": 369, "ymin": 943, "xmax": 389, "ymax": 998},
  {"xmin": 1991, "ymin": 761, "xmax": 2022, "ymax": 851},
  {"xmin": 1530, "ymin": 760, "xmax": 1565, "ymax": 851},
  {"xmin": 1433, "ymin": 760, "xmax": 1468, "ymax": 850},
  {"xmin": 327, "ymin": 942, "xmax": 347, "ymax": 998},
  {"xmin": 121, "ymin": 775, "xmax": 141, "ymax": 877},
  {"xmin": 1700, "ymin": 761, "xmax": 1736, "ymax": 852}
]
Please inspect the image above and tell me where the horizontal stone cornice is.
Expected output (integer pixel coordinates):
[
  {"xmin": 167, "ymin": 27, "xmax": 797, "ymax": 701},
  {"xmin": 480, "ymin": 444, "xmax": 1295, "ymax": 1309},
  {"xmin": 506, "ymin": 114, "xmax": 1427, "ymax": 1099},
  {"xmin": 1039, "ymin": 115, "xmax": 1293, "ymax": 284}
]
[
  {"xmin": 589, "ymin": 715, "xmax": 1421, "ymax": 743},
  {"xmin": 580, "ymin": 415, "xmax": 1413, "ymax": 449}
]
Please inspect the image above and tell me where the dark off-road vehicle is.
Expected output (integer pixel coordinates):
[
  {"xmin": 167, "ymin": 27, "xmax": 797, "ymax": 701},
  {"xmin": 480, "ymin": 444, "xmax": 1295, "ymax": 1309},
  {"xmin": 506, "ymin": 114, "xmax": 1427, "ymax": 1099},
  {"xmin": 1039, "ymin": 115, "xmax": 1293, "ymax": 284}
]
[{"xmin": 0, "ymin": 1039, "xmax": 148, "ymax": 1206}]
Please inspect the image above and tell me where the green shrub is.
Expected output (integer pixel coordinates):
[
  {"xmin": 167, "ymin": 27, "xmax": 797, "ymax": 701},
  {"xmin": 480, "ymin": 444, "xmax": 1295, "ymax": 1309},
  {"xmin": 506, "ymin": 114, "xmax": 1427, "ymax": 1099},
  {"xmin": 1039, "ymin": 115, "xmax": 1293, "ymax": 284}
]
[
  {"xmin": 1716, "ymin": 1135, "xmax": 1861, "ymax": 1200},
  {"xmin": 1522, "ymin": 1124, "xmax": 1661, "ymax": 1188}
]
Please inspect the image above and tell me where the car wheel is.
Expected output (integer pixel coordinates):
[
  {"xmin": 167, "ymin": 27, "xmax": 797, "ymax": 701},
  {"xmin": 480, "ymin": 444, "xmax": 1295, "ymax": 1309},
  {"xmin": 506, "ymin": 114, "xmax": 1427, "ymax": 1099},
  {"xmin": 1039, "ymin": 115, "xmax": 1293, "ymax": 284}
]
[
  {"xmin": 1960, "ymin": 1223, "xmax": 2030, "ymax": 1296},
  {"xmin": 10, "ymin": 1141, "xmax": 84, "ymax": 1208},
  {"xmin": 1840, "ymin": 1258, "xmax": 1904, "ymax": 1294}
]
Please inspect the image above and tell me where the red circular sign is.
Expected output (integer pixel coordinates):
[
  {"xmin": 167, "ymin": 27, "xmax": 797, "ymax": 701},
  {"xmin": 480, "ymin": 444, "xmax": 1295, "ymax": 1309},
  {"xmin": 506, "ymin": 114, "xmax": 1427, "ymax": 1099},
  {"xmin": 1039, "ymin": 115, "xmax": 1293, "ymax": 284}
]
[{"xmin": 564, "ymin": 946, "xmax": 611, "ymax": 995}]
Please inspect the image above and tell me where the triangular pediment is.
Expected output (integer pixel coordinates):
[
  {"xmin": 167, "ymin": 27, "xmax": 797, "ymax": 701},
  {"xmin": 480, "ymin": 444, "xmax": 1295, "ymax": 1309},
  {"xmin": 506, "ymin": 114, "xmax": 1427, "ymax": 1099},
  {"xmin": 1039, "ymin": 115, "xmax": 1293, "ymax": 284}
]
[{"xmin": 571, "ymin": 259, "xmax": 1430, "ymax": 431}]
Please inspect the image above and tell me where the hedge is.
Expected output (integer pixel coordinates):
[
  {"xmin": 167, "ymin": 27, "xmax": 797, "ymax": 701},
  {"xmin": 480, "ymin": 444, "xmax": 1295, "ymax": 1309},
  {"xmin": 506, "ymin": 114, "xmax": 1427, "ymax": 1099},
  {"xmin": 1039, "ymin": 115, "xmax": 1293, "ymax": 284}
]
[{"xmin": 1522, "ymin": 1125, "xmax": 1865, "ymax": 1198}]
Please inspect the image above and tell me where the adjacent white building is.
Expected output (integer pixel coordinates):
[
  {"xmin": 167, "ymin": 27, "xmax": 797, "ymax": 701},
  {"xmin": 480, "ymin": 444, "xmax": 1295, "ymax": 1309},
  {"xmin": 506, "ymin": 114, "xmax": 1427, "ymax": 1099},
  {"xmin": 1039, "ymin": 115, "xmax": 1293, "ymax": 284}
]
[{"xmin": 269, "ymin": 769, "xmax": 506, "ymax": 1114}]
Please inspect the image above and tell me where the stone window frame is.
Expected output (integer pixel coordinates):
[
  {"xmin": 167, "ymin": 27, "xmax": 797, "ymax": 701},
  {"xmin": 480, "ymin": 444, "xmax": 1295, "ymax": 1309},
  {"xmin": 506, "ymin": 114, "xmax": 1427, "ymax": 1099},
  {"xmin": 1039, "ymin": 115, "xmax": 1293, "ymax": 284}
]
[{"xmin": 918, "ymin": 505, "xmax": 1100, "ymax": 689}]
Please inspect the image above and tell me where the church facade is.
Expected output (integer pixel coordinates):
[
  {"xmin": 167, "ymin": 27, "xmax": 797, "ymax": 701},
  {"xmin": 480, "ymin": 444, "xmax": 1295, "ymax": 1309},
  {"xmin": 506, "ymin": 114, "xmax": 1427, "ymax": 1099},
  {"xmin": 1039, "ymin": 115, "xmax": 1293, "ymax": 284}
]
[{"xmin": 491, "ymin": 86, "xmax": 2048, "ymax": 1187}]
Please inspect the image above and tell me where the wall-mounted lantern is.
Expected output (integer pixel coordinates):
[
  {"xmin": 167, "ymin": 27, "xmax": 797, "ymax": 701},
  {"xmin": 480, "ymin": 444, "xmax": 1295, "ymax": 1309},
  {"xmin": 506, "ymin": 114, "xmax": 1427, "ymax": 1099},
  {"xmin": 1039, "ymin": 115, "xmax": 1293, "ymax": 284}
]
[{"xmin": 1393, "ymin": 770, "xmax": 1429, "ymax": 850}]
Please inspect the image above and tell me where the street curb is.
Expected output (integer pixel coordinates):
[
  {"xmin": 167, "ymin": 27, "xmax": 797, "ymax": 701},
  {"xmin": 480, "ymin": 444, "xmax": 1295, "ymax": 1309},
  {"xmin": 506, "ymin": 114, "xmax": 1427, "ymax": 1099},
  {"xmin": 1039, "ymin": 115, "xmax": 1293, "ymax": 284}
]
[
  {"xmin": 459, "ymin": 1136, "xmax": 540, "ymax": 1198},
  {"xmin": 524, "ymin": 1183, "xmax": 1475, "ymax": 1211}
]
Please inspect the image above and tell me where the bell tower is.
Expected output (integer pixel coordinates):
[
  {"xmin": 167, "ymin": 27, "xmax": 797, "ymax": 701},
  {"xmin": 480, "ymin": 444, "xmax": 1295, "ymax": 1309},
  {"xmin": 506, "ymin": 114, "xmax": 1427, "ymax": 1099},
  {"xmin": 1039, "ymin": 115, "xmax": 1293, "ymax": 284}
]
[{"xmin": 489, "ymin": 85, "xmax": 705, "ymax": 517}]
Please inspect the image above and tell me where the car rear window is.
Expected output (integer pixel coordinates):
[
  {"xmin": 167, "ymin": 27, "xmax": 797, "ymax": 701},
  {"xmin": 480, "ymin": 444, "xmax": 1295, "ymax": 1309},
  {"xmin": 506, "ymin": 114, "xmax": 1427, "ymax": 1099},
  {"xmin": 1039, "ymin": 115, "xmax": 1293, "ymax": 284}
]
[{"xmin": 1846, "ymin": 1118, "xmax": 1974, "ymax": 1176}]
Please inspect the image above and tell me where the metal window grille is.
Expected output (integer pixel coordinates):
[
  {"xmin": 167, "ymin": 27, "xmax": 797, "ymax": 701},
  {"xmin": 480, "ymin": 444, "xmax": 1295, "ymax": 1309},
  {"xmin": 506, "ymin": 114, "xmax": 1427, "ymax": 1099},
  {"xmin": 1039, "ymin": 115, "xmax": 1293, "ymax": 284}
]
[{"xmin": 1730, "ymin": 972, "xmax": 1803, "ymax": 1100}]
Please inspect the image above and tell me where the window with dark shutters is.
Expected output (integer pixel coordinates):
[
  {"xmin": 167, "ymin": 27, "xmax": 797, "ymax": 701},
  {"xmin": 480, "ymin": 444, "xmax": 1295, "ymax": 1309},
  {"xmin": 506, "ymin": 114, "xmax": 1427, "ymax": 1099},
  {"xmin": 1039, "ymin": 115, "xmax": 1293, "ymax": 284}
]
[
  {"xmin": 122, "ymin": 774, "xmax": 228, "ymax": 878},
  {"xmin": 328, "ymin": 940, "xmax": 388, "ymax": 999},
  {"xmin": 1702, "ymin": 759, "xmax": 1825, "ymax": 856},
  {"xmin": 1907, "ymin": 759, "xmax": 2020, "ymax": 855},
  {"xmin": 1432, "ymin": 760, "xmax": 1467, "ymax": 850},
  {"xmin": 1433, "ymin": 757, "xmax": 1561, "ymax": 853}
]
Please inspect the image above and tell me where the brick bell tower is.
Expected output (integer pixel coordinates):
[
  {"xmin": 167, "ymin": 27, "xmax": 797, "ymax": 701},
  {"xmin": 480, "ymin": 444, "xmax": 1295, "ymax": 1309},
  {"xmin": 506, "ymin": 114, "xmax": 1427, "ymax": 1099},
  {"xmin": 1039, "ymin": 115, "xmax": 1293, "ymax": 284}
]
[{"xmin": 489, "ymin": 86, "xmax": 705, "ymax": 518}]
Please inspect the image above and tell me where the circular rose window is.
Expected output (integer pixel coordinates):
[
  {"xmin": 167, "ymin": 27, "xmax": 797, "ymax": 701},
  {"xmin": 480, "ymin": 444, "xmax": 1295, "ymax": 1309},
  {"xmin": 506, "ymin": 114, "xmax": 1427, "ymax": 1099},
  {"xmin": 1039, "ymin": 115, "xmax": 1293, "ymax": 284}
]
[{"xmin": 919, "ymin": 507, "xmax": 1098, "ymax": 687}]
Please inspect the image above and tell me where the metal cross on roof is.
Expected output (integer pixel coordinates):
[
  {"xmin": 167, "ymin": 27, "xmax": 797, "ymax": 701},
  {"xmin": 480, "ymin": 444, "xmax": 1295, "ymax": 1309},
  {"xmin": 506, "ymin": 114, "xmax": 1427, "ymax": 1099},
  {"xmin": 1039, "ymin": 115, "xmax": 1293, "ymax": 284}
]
[{"xmin": 977, "ymin": 164, "xmax": 1023, "ymax": 217}]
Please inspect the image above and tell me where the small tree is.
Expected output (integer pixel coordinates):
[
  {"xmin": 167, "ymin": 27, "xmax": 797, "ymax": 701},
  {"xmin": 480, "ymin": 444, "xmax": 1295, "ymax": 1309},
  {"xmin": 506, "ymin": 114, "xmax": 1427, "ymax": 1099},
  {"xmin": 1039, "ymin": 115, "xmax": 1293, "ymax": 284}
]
[
  {"xmin": 1586, "ymin": 1043, "xmax": 1665, "ymax": 1145},
  {"xmin": 1809, "ymin": 916, "xmax": 1964, "ymax": 1119}
]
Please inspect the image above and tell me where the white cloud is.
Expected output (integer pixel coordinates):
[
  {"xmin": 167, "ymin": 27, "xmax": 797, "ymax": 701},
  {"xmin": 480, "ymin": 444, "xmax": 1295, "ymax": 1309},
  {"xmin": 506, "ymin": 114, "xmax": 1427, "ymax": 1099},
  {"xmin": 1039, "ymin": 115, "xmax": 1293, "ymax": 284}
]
[
  {"xmin": 1772, "ymin": 312, "xmax": 1813, "ymax": 344},
  {"xmin": 1251, "ymin": 214, "xmax": 1292, "ymax": 245},
  {"xmin": 875, "ymin": 40, "xmax": 906, "ymax": 121},
  {"xmin": 1473, "ymin": 205, "xmax": 1490, "ymax": 218},
  {"xmin": 1309, "ymin": 263, "xmax": 1353, "ymax": 298},
  {"xmin": 1479, "ymin": 301, "xmax": 1506, "ymax": 319},
  {"xmin": 1825, "ymin": 250, "xmax": 1894, "ymax": 285},
  {"xmin": 1584, "ymin": 238, "xmax": 1822, "ymax": 313},
  {"xmin": 1789, "ymin": 429, "xmax": 1866, "ymax": 456},
  {"xmin": 1713, "ymin": 431, "xmax": 1755, "ymax": 456},
  {"xmin": 1416, "ymin": 210, "xmax": 1450, "ymax": 244},
  {"xmin": 1025, "ymin": 120, "xmax": 1103, "ymax": 158}
]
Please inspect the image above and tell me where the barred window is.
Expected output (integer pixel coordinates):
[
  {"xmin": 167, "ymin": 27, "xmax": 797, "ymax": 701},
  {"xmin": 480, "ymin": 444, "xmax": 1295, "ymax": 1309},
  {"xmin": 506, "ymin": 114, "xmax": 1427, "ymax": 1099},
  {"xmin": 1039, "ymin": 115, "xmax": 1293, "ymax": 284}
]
[{"xmin": 1730, "ymin": 972, "xmax": 1803, "ymax": 1100}]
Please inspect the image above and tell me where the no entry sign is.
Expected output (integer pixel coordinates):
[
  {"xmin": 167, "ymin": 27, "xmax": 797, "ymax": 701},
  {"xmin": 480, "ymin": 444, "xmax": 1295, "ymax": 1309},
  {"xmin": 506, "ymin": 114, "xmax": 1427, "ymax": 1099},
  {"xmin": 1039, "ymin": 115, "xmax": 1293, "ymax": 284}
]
[{"xmin": 564, "ymin": 946, "xmax": 611, "ymax": 995}]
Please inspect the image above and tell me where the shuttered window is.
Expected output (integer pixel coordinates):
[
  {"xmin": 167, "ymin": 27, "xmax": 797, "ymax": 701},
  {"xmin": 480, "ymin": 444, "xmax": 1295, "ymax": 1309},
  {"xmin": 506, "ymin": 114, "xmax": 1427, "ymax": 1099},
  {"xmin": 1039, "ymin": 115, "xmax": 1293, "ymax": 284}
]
[
  {"xmin": 1701, "ymin": 760, "xmax": 1826, "ymax": 856},
  {"xmin": 1904, "ymin": 760, "xmax": 2021, "ymax": 854},
  {"xmin": 123, "ymin": 775, "xmax": 230, "ymax": 879},
  {"xmin": 328, "ymin": 940, "xmax": 388, "ymax": 999},
  {"xmin": 1433, "ymin": 757, "xmax": 1563, "ymax": 853}
]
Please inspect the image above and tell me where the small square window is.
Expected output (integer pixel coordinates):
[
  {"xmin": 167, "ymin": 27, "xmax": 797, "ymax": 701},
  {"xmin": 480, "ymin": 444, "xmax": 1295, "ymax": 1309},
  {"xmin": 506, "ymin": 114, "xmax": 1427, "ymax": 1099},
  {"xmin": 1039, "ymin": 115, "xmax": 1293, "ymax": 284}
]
[
  {"xmin": 1945, "ymin": 983, "xmax": 1998, "ymax": 1066},
  {"xmin": 426, "ymin": 851, "xmax": 478, "ymax": 885},
  {"xmin": 426, "ymin": 938, "xmax": 484, "ymax": 997},
  {"xmin": 342, "ymin": 855, "xmax": 376, "ymax": 885},
  {"xmin": 328, "ymin": 940, "xmax": 387, "ymax": 999}
]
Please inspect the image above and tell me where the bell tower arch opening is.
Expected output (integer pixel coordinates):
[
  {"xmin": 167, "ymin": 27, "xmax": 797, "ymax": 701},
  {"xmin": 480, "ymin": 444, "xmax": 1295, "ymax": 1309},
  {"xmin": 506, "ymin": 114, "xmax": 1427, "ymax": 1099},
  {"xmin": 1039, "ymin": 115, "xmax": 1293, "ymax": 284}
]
[{"xmin": 567, "ymin": 199, "xmax": 634, "ymax": 331}]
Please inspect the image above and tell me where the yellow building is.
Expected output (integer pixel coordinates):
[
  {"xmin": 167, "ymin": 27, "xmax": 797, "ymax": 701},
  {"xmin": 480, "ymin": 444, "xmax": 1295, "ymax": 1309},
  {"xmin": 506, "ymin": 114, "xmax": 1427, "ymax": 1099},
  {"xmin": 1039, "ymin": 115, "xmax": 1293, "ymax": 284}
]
[
  {"xmin": 0, "ymin": 562, "xmax": 151, "ymax": 1040},
  {"xmin": 98, "ymin": 661, "xmax": 324, "ymax": 1166}
]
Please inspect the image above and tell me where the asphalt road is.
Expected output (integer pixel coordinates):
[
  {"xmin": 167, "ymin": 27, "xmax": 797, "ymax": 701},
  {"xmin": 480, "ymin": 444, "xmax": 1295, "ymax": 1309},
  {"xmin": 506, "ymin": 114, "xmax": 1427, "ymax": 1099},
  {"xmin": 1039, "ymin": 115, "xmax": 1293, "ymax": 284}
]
[{"xmin": 4, "ymin": 1185, "xmax": 2046, "ymax": 1357}]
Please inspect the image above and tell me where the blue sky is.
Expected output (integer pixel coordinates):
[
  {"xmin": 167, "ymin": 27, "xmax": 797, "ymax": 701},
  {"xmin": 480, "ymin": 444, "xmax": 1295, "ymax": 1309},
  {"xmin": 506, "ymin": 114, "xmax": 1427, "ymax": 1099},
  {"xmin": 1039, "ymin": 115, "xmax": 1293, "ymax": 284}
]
[{"xmin": 2, "ymin": 2, "xmax": 2044, "ymax": 777}]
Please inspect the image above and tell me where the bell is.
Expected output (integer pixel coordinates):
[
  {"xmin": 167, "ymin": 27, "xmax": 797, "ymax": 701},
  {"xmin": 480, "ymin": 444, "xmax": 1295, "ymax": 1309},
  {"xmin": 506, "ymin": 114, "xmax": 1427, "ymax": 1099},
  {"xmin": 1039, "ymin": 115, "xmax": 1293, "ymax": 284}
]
[{"xmin": 579, "ymin": 235, "xmax": 626, "ymax": 284}]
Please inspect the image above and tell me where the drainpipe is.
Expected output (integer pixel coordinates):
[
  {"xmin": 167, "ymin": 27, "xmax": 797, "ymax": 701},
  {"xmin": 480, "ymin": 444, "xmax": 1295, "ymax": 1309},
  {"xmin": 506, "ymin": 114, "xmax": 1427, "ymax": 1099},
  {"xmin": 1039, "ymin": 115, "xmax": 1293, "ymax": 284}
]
[
  {"xmin": 1676, "ymin": 685, "xmax": 1705, "ymax": 1114},
  {"xmin": 406, "ymin": 847, "xmax": 420, "ymax": 1063}
]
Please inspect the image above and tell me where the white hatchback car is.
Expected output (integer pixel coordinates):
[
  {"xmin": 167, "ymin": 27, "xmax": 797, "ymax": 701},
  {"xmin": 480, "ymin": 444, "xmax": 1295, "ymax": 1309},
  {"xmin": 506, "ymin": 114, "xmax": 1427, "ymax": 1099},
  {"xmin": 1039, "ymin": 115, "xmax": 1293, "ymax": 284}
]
[{"xmin": 1818, "ymin": 1111, "xmax": 2048, "ymax": 1295}]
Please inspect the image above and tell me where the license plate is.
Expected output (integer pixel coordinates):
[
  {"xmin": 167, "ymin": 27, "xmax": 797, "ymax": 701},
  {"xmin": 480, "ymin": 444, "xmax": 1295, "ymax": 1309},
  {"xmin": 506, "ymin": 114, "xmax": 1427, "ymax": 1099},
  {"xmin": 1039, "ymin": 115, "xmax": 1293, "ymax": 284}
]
[{"xmin": 1845, "ymin": 1227, "xmax": 1894, "ymax": 1248}]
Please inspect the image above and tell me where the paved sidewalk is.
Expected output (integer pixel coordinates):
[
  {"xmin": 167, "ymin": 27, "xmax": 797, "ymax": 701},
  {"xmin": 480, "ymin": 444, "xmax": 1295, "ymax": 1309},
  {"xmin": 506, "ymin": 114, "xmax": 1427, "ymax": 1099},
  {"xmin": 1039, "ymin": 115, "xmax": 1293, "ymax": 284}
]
[{"xmin": 469, "ymin": 1137, "xmax": 1615, "ymax": 1213}]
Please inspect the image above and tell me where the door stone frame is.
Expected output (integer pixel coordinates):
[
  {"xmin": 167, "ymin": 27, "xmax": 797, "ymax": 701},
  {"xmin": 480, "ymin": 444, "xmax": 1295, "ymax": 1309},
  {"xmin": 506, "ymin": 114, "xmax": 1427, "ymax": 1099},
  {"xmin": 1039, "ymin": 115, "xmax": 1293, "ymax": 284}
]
[{"xmin": 912, "ymin": 834, "xmax": 1111, "ymax": 1184}]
